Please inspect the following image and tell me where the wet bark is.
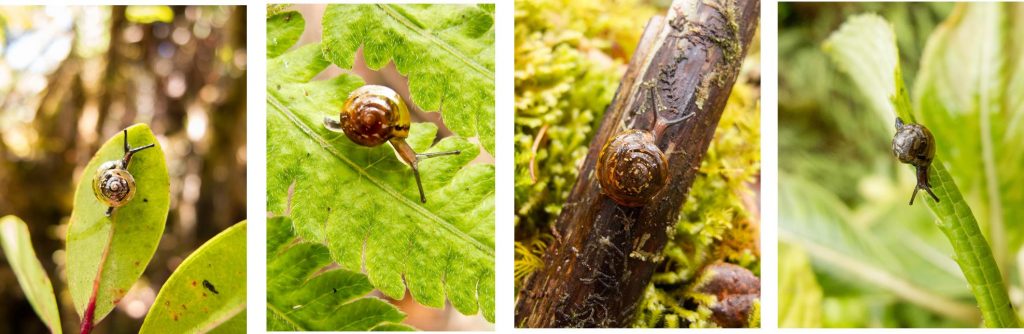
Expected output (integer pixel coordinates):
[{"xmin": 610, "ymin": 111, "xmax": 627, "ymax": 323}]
[{"xmin": 514, "ymin": 0, "xmax": 760, "ymax": 327}]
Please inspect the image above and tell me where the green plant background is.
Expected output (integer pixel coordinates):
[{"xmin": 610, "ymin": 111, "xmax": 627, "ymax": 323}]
[
  {"xmin": 513, "ymin": 0, "xmax": 761, "ymax": 328},
  {"xmin": 779, "ymin": 2, "xmax": 1024, "ymax": 328}
]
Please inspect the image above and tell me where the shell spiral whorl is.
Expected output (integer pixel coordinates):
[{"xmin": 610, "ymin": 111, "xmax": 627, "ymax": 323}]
[
  {"xmin": 339, "ymin": 85, "xmax": 410, "ymax": 147},
  {"xmin": 597, "ymin": 130, "xmax": 669, "ymax": 207},
  {"xmin": 93, "ymin": 162, "xmax": 137, "ymax": 207}
]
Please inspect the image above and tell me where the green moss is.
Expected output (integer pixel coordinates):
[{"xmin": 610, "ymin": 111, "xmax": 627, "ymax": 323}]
[{"xmin": 513, "ymin": 0, "xmax": 653, "ymax": 230}]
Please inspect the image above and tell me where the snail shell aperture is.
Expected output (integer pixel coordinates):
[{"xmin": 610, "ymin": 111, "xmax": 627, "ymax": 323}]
[
  {"xmin": 597, "ymin": 130, "xmax": 669, "ymax": 207},
  {"xmin": 892, "ymin": 117, "xmax": 939, "ymax": 205}
]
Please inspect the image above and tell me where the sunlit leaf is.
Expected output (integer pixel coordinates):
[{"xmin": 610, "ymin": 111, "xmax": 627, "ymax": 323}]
[
  {"xmin": 266, "ymin": 217, "xmax": 413, "ymax": 331},
  {"xmin": 267, "ymin": 11, "xmax": 304, "ymax": 58},
  {"xmin": 0, "ymin": 216, "xmax": 61, "ymax": 333},
  {"xmin": 321, "ymin": 4, "xmax": 496, "ymax": 154},
  {"xmin": 140, "ymin": 221, "xmax": 246, "ymax": 334},
  {"xmin": 67, "ymin": 124, "xmax": 170, "ymax": 324},
  {"xmin": 266, "ymin": 11, "xmax": 494, "ymax": 322}
]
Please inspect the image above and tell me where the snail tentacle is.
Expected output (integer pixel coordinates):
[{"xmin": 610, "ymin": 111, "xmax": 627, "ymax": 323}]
[
  {"xmin": 324, "ymin": 117, "xmax": 344, "ymax": 132},
  {"xmin": 94, "ymin": 130, "xmax": 154, "ymax": 217}
]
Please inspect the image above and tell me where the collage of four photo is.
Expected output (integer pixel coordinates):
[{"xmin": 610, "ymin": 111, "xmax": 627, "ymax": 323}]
[{"xmin": 0, "ymin": 0, "xmax": 1018, "ymax": 332}]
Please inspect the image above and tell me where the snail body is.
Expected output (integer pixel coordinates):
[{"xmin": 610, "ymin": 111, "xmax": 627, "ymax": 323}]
[
  {"xmin": 324, "ymin": 85, "xmax": 460, "ymax": 203},
  {"xmin": 597, "ymin": 82, "xmax": 693, "ymax": 207},
  {"xmin": 93, "ymin": 130, "xmax": 155, "ymax": 217},
  {"xmin": 892, "ymin": 117, "xmax": 939, "ymax": 205}
]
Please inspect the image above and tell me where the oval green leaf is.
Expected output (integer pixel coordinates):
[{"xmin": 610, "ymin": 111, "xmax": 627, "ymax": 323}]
[
  {"xmin": 67, "ymin": 123, "xmax": 170, "ymax": 324},
  {"xmin": 141, "ymin": 221, "xmax": 247, "ymax": 333},
  {"xmin": 0, "ymin": 216, "xmax": 61, "ymax": 333},
  {"xmin": 321, "ymin": 4, "xmax": 496, "ymax": 154}
]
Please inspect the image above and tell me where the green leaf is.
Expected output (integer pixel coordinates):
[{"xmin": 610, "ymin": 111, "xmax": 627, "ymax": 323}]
[
  {"xmin": 913, "ymin": 3, "xmax": 1024, "ymax": 273},
  {"xmin": 266, "ymin": 217, "xmax": 413, "ymax": 331},
  {"xmin": 267, "ymin": 11, "xmax": 494, "ymax": 322},
  {"xmin": 825, "ymin": 14, "xmax": 1020, "ymax": 327},
  {"xmin": 823, "ymin": 14, "xmax": 912, "ymax": 121},
  {"xmin": 0, "ymin": 216, "xmax": 61, "ymax": 333},
  {"xmin": 140, "ymin": 221, "xmax": 247, "ymax": 334},
  {"xmin": 321, "ymin": 4, "xmax": 496, "ymax": 154},
  {"xmin": 67, "ymin": 123, "xmax": 170, "ymax": 324},
  {"xmin": 778, "ymin": 242, "xmax": 822, "ymax": 328},
  {"xmin": 267, "ymin": 11, "xmax": 304, "ymax": 58},
  {"xmin": 779, "ymin": 177, "xmax": 979, "ymax": 324}
]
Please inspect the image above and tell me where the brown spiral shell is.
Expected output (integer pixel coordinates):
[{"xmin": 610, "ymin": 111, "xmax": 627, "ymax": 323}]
[
  {"xmin": 92, "ymin": 161, "xmax": 137, "ymax": 208},
  {"xmin": 339, "ymin": 85, "xmax": 412, "ymax": 147},
  {"xmin": 596, "ymin": 129, "xmax": 669, "ymax": 207}
]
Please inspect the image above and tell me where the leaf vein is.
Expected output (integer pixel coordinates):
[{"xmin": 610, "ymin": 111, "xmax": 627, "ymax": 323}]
[{"xmin": 267, "ymin": 94, "xmax": 493, "ymax": 257}]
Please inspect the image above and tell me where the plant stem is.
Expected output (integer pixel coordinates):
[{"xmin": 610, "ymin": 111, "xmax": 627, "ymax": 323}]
[
  {"xmin": 891, "ymin": 72, "xmax": 1019, "ymax": 327},
  {"xmin": 80, "ymin": 222, "xmax": 115, "ymax": 334},
  {"xmin": 922, "ymin": 162, "xmax": 1020, "ymax": 327}
]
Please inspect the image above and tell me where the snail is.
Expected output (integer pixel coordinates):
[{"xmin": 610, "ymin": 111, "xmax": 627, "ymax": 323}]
[
  {"xmin": 93, "ymin": 130, "xmax": 155, "ymax": 217},
  {"xmin": 892, "ymin": 117, "xmax": 939, "ymax": 205},
  {"xmin": 324, "ymin": 85, "xmax": 460, "ymax": 203},
  {"xmin": 597, "ymin": 82, "xmax": 694, "ymax": 207}
]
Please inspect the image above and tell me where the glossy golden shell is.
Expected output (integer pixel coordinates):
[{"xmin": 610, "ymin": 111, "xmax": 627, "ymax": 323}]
[
  {"xmin": 892, "ymin": 121, "xmax": 935, "ymax": 168},
  {"xmin": 339, "ymin": 85, "xmax": 411, "ymax": 147},
  {"xmin": 92, "ymin": 161, "xmax": 136, "ymax": 208},
  {"xmin": 596, "ymin": 130, "xmax": 669, "ymax": 207}
]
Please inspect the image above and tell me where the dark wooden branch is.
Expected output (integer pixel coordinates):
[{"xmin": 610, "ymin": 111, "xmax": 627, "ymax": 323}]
[{"xmin": 515, "ymin": 0, "xmax": 760, "ymax": 327}]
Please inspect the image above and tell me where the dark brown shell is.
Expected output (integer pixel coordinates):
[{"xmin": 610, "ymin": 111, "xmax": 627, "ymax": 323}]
[
  {"xmin": 892, "ymin": 118, "xmax": 935, "ymax": 168},
  {"xmin": 596, "ymin": 130, "xmax": 668, "ymax": 207},
  {"xmin": 339, "ymin": 85, "xmax": 411, "ymax": 147}
]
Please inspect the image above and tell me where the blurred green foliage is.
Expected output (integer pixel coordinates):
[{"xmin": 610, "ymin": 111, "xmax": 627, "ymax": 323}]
[
  {"xmin": 514, "ymin": 0, "xmax": 761, "ymax": 327},
  {"xmin": 780, "ymin": 2, "xmax": 1024, "ymax": 328}
]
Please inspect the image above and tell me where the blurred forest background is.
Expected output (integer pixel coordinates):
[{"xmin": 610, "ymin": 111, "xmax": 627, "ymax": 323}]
[
  {"xmin": 0, "ymin": 6, "xmax": 246, "ymax": 333},
  {"xmin": 779, "ymin": 3, "xmax": 1024, "ymax": 328}
]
